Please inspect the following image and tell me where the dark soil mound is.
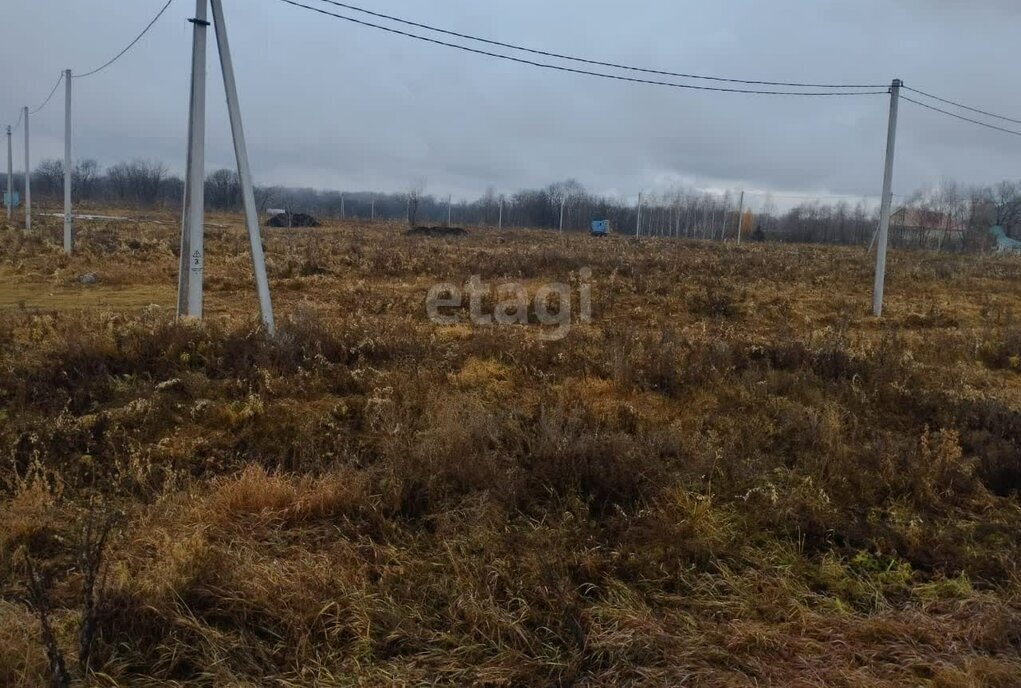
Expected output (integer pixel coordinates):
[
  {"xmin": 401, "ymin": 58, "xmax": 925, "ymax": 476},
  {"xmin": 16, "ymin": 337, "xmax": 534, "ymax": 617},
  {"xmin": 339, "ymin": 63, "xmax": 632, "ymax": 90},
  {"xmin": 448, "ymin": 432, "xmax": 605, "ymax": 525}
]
[
  {"xmin": 267, "ymin": 213, "xmax": 320, "ymax": 228},
  {"xmin": 406, "ymin": 226, "xmax": 468, "ymax": 237}
]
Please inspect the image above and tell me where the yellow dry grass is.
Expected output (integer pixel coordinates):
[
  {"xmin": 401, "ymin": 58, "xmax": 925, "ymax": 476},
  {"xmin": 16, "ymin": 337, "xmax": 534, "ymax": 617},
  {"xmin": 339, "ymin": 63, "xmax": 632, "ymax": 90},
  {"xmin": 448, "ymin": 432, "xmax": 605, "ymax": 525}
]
[{"xmin": 0, "ymin": 210, "xmax": 1019, "ymax": 686}]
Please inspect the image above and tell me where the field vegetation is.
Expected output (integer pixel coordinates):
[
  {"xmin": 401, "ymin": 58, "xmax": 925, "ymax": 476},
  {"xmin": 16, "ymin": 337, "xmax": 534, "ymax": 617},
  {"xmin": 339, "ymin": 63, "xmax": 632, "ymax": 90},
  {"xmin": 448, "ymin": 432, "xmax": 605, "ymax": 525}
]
[{"xmin": 0, "ymin": 210, "xmax": 1019, "ymax": 686}]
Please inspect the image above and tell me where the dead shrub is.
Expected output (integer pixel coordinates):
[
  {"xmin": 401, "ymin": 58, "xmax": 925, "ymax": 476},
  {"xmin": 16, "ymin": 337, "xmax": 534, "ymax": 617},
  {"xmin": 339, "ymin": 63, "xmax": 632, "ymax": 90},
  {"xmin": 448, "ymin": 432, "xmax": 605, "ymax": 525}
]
[{"xmin": 686, "ymin": 282, "xmax": 745, "ymax": 319}]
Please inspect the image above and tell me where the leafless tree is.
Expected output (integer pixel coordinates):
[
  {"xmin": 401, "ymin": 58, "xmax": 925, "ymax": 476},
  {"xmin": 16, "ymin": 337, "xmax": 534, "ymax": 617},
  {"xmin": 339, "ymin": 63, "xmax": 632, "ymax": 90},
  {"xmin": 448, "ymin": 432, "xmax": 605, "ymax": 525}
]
[
  {"xmin": 107, "ymin": 159, "xmax": 166, "ymax": 206},
  {"xmin": 33, "ymin": 160, "xmax": 64, "ymax": 197},
  {"xmin": 73, "ymin": 159, "xmax": 100, "ymax": 201},
  {"xmin": 206, "ymin": 168, "xmax": 241, "ymax": 210},
  {"xmin": 406, "ymin": 180, "xmax": 425, "ymax": 227}
]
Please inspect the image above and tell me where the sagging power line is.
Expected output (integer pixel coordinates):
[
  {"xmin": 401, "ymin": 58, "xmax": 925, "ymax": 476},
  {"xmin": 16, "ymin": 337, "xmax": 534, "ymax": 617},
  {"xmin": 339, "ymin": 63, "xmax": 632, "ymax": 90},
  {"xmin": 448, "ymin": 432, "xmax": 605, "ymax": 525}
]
[
  {"xmin": 901, "ymin": 95, "xmax": 1021, "ymax": 138},
  {"xmin": 9, "ymin": 0, "xmax": 173, "ymax": 131},
  {"xmin": 904, "ymin": 86, "xmax": 1021, "ymax": 126},
  {"xmin": 75, "ymin": 0, "xmax": 177, "ymax": 79},
  {"xmin": 310, "ymin": 0, "xmax": 887, "ymax": 90},
  {"xmin": 30, "ymin": 73, "xmax": 64, "ymax": 114},
  {"xmin": 276, "ymin": 0, "xmax": 889, "ymax": 97},
  {"xmin": 8, "ymin": 72, "xmax": 62, "ymax": 130}
]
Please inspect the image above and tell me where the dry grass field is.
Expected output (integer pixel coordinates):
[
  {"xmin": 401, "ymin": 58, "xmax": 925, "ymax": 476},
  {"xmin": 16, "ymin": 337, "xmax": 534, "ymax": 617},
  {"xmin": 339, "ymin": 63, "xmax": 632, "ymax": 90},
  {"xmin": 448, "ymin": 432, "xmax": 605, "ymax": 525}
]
[{"xmin": 1, "ymin": 210, "xmax": 1019, "ymax": 686}]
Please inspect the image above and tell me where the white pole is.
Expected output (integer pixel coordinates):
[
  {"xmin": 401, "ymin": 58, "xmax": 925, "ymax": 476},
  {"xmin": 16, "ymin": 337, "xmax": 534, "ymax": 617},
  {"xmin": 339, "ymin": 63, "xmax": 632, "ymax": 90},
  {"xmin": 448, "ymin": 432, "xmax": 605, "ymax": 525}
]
[
  {"xmin": 211, "ymin": 0, "xmax": 275, "ymax": 334},
  {"xmin": 177, "ymin": 3, "xmax": 207, "ymax": 319},
  {"xmin": 636, "ymin": 192, "xmax": 642, "ymax": 236},
  {"xmin": 447, "ymin": 194, "xmax": 452, "ymax": 226},
  {"xmin": 23, "ymin": 107, "xmax": 30, "ymax": 230},
  {"xmin": 498, "ymin": 197, "xmax": 503, "ymax": 229},
  {"xmin": 370, "ymin": 197, "xmax": 375, "ymax": 222},
  {"xmin": 735, "ymin": 190, "xmax": 745, "ymax": 244},
  {"xmin": 6, "ymin": 126, "xmax": 12, "ymax": 222},
  {"xmin": 873, "ymin": 79, "xmax": 902, "ymax": 317},
  {"xmin": 559, "ymin": 196, "xmax": 565, "ymax": 234},
  {"xmin": 341, "ymin": 193, "xmax": 345, "ymax": 218},
  {"xmin": 63, "ymin": 69, "xmax": 72, "ymax": 253}
]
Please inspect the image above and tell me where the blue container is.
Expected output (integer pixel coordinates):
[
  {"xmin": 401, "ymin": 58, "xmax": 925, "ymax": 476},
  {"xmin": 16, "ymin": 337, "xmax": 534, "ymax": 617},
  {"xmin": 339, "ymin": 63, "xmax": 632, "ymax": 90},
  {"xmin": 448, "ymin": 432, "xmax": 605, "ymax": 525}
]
[{"xmin": 590, "ymin": 219, "xmax": 609, "ymax": 236}]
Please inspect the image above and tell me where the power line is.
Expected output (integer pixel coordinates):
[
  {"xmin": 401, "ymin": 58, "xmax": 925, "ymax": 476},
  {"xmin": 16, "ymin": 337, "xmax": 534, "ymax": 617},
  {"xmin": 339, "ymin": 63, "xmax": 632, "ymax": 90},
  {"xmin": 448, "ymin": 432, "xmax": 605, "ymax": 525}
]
[
  {"xmin": 311, "ymin": 0, "xmax": 886, "ymax": 90},
  {"xmin": 30, "ymin": 72, "xmax": 65, "ymax": 114},
  {"xmin": 276, "ymin": 0, "xmax": 889, "ymax": 97},
  {"xmin": 901, "ymin": 95, "xmax": 1021, "ymax": 138},
  {"xmin": 10, "ymin": 71, "xmax": 62, "ymax": 129},
  {"xmin": 75, "ymin": 0, "xmax": 176, "ymax": 79},
  {"xmin": 904, "ymin": 86, "xmax": 1021, "ymax": 127}
]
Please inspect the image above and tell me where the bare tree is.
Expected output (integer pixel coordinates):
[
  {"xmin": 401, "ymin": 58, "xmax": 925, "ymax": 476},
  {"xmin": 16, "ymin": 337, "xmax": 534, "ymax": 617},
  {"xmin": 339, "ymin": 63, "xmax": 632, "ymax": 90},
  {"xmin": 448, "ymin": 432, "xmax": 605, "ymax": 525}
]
[
  {"xmin": 106, "ymin": 159, "xmax": 166, "ymax": 206},
  {"xmin": 73, "ymin": 159, "xmax": 100, "ymax": 201},
  {"xmin": 206, "ymin": 168, "xmax": 241, "ymax": 210},
  {"xmin": 406, "ymin": 180, "xmax": 425, "ymax": 227},
  {"xmin": 990, "ymin": 181, "xmax": 1021, "ymax": 234},
  {"xmin": 33, "ymin": 160, "xmax": 65, "ymax": 198}
]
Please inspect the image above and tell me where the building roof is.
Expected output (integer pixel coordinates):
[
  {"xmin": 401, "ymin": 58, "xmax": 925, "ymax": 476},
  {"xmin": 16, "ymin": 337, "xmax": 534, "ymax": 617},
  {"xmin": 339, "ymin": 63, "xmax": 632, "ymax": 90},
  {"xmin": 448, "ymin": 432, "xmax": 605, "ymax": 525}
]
[{"xmin": 891, "ymin": 206, "xmax": 967, "ymax": 233}]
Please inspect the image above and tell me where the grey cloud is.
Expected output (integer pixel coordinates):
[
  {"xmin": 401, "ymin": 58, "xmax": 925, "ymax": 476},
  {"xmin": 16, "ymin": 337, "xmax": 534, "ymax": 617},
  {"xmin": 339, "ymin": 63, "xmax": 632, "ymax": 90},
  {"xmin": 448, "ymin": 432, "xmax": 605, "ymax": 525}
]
[{"xmin": 1, "ymin": 0, "xmax": 1019, "ymax": 207}]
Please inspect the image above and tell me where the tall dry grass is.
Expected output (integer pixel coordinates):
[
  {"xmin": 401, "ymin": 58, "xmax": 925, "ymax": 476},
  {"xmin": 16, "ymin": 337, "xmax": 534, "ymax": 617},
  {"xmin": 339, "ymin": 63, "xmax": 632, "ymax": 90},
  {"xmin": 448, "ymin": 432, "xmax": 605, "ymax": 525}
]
[{"xmin": 0, "ymin": 214, "xmax": 1019, "ymax": 685}]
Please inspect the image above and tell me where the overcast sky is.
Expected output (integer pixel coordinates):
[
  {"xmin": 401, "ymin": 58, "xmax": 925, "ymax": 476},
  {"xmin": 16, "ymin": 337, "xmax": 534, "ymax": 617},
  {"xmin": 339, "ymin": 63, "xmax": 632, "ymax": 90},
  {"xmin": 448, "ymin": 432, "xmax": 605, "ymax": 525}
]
[{"xmin": 2, "ymin": 0, "xmax": 1020, "ymax": 208}]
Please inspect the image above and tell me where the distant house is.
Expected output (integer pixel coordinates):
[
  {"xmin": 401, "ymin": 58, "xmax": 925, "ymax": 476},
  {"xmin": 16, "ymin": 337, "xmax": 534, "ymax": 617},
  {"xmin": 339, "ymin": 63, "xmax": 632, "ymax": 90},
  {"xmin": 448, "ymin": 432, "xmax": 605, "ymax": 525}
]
[{"xmin": 890, "ymin": 206, "xmax": 967, "ymax": 247}]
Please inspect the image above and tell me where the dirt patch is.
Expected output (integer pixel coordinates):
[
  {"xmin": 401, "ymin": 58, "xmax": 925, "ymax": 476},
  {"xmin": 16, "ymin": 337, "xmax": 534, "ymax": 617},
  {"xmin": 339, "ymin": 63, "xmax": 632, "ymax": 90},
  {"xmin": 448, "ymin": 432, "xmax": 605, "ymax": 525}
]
[
  {"xmin": 406, "ymin": 226, "xmax": 468, "ymax": 237},
  {"xmin": 267, "ymin": 213, "xmax": 320, "ymax": 228}
]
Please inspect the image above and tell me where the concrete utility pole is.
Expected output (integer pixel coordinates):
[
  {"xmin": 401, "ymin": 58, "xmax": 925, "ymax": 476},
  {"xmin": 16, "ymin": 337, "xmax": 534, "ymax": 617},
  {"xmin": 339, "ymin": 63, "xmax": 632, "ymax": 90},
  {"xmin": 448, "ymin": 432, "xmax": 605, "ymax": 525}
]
[
  {"xmin": 23, "ymin": 107, "xmax": 30, "ymax": 229},
  {"xmin": 636, "ymin": 192, "xmax": 643, "ymax": 236},
  {"xmin": 872, "ymin": 79, "xmax": 902, "ymax": 317},
  {"xmin": 211, "ymin": 0, "xmax": 275, "ymax": 334},
  {"xmin": 498, "ymin": 197, "xmax": 503, "ymax": 230},
  {"xmin": 63, "ymin": 69, "xmax": 73, "ymax": 253},
  {"xmin": 177, "ymin": 2, "xmax": 208, "ymax": 319},
  {"xmin": 5, "ymin": 126, "xmax": 12, "ymax": 222},
  {"xmin": 370, "ymin": 197, "xmax": 375, "ymax": 222},
  {"xmin": 447, "ymin": 194, "xmax": 452, "ymax": 226},
  {"xmin": 559, "ymin": 195, "xmax": 566, "ymax": 233},
  {"xmin": 735, "ymin": 190, "xmax": 745, "ymax": 245},
  {"xmin": 340, "ymin": 193, "xmax": 345, "ymax": 218}
]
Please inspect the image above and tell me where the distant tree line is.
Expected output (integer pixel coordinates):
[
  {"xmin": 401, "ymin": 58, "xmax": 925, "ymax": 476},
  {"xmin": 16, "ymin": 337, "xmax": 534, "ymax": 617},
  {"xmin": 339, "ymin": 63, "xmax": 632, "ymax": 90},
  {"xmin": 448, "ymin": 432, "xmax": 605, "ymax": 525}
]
[{"xmin": 4, "ymin": 159, "xmax": 1019, "ymax": 252}]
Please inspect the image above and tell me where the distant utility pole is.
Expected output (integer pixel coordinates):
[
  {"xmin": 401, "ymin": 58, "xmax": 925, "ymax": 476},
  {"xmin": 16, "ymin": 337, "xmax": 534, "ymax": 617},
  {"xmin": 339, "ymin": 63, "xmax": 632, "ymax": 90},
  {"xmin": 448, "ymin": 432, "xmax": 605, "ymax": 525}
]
[
  {"xmin": 872, "ymin": 79, "xmax": 902, "ymax": 317},
  {"xmin": 340, "ymin": 193, "xmax": 345, "ymax": 218},
  {"xmin": 735, "ymin": 190, "xmax": 745, "ymax": 245},
  {"xmin": 370, "ymin": 197, "xmax": 375, "ymax": 222},
  {"xmin": 636, "ymin": 192, "xmax": 643, "ymax": 236},
  {"xmin": 498, "ymin": 196, "xmax": 503, "ymax": 230},
  {"xmin": 5, "ymin": 126, "xmax": 11, "ymax": 222},
  {"xmin": 23, "ymin": 107, "xmax": 30, "ymax": 229},
  {"xmin": 559, "ymin": 195, "xmax": 566, "ymax": 234},
  {"xmin": 447, "ymin": 194, "xmax": 452, "ymax": 226},
  {"xmin": 178, "ymin": 0, "xmax": 274, "ymax": 334},
  {"xmin": 63, "ymin": 69, "xmax": 72, "ymax": 253}
]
